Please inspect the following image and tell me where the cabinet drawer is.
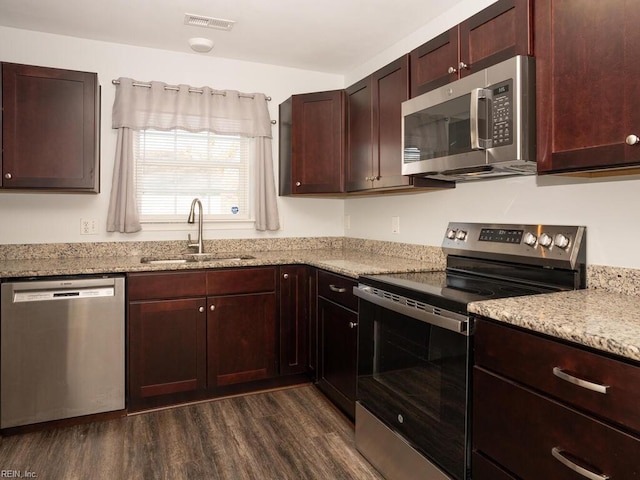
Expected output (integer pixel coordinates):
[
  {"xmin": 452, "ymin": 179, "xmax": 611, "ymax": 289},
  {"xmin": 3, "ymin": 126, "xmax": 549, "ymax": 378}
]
[
  {"xmin": 207, "ymin": 267, "xmax": 276, "ymax": 295},
  {"xmin": 317, "ymin": 270, "xmax": 357, "ymax": 311},
  {"xmin": 128, "ymin": 271, "xmax": 206, "ymax": 301},
  {"xmin": 475, "ymin": 319, "xmax": 640, "ymax": 435},
  {"xmin": 474, "ymin": 367, "xmax": 640, "ymax": 479}
]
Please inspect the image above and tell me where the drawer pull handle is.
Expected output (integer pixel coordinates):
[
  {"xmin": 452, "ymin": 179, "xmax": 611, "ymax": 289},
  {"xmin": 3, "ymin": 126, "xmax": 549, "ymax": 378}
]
[
  {"xmin": 551, "ymin": 447, "xmax": 609, "ymax": 480},
  {"xmin": 329, "ymin": 284, "xmax": 347, "ymax": 293},
  {"xmin": 553, "ymin": 367, "xmax": 609, "ymax": 394}
]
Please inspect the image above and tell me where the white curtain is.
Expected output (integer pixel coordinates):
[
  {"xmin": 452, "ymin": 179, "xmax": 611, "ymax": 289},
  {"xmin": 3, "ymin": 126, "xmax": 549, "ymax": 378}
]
[{"xmin": 107, "ymin": 77, "xmax": 280, "ymax": 232}]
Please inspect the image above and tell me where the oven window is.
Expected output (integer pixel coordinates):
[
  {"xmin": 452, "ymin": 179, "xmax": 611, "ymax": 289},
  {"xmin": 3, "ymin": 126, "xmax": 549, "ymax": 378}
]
[{"xmin": 358, "ymin": 301, "xmax": 470, "ymax": 480}]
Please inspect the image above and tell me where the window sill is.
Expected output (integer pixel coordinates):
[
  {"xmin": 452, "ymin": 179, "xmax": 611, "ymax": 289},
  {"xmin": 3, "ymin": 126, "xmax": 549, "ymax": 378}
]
[{"xmin": 140, "ymin": 220, "xmax": 255, "ymax": 232}]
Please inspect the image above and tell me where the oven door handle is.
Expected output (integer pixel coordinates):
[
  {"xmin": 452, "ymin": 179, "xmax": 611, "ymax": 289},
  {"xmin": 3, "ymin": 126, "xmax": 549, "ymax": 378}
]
[{"xmin": 353, "ymin": 285, "xmax": 470, "ymax": 335}]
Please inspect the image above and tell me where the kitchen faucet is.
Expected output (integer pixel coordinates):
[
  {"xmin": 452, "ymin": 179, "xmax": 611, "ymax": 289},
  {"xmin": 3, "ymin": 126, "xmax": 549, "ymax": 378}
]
[{"xmin": 187, "ymin": 198, "xmax": 205, "ymax": 254}]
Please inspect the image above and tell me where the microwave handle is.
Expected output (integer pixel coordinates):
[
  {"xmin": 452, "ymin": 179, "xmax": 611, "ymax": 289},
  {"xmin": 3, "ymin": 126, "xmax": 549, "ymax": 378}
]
[{"xmin": 470, "ymin": 87, "xmax": 493, "ymax": 150}]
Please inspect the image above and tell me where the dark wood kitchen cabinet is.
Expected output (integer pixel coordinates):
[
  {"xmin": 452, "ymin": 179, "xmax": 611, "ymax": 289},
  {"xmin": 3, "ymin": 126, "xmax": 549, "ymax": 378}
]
[
  {"xmin": 410, "ymin": 0, "xmax": 532, "ymax": 97},
  {"xmin": 1, "ymin": 62, "xmax": 100, "ymax": 192},
  {"xmin": 206, "ymin": 267, "xmax": 278, "ymax": 388},
  {"xmin": 279, "ymin": 90, "xmax": 346, "ymax": 195},
  {"xmin": 279, "ymin": 265, "xmax": 309, "ymax": 376},
  {"xmin": 535, "ymin": 0, "xmax": 640, "ymax": 174},
  {"xmin": 473, "ymin": 318, "xmax": 640, "ymax": 479},
  {"xmin": 316, "ymin": 270, "xmax": 358, "ymax": 419},
  {"xmin": 127, "ymin": 271, "xmax": 207, "ymax": 412},
  {"xmin": 347, "ymin": 56, "xmax": 412, "ymax": 192}
]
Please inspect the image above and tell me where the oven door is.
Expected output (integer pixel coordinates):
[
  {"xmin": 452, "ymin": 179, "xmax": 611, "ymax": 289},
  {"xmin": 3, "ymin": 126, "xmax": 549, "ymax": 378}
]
[{"xmin": 355, "ymin": 288, "xmax": 471, "ymax": 480}]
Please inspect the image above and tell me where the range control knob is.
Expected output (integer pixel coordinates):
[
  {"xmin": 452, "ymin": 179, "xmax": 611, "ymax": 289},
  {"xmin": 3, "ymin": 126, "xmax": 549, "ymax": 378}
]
[
  {"xmin": 554, "ymin": 233, "xmax": 570, "ymax": 249},
  {"xmin": 446, "ymin": 228, "xmax": 457, "ymax": 239},
  {"xmin": 455, "ymin": 230, "xmax": 467, "ymax": 241},
  {"xmin": 523, "ymin": 232, "xmax": 537, "ymax": 247},
  {"xmin": 538, "ymin": 233, "xmax": 553, "ymax": 248}
]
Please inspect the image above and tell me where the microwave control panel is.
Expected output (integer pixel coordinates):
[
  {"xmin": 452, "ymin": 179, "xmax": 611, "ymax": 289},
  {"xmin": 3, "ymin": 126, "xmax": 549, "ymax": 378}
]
[{"xmin": 490, "ymin": 79, "xmax": 513, "ymax": 147}]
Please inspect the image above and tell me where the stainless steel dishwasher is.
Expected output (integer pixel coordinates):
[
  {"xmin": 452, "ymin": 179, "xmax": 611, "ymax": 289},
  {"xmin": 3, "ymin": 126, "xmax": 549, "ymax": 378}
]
[{"xmin": 1, "ymin": 275, "xmax": 125, "ymax": 429}]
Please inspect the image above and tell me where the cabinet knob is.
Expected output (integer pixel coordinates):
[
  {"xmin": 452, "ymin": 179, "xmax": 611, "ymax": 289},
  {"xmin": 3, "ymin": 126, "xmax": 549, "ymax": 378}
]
[
  {"xmin": 349, "ymin": 322, "xmax": 358, "ymax": 329},
  {"xmin": 283, "ymin": 273, "xmax": 289, "ymax": 279},
  {"xmin": 295, "ymin": 181, "xmax": 301, "ymax": 187},
  {"xmin": 198, "ymin": 306, "xmax": 205, "ymax": 313},
  {"xmin": 626, "ymin": 134, "xmax": 640, "ymax": 145},
  {"xmin": 4, "ymin": 173, "xmax": 11, "ymax": 180},
  {"xmin": 210, "ymin": 305, "xmax": 215, "ymax": 311},
  {"xmin": 458, "ymin": 61, "xmax": 469, "ymax": 71},
  {"xmin": 447, "ymin": 66, "xmax": 457, "ymax": 74}
]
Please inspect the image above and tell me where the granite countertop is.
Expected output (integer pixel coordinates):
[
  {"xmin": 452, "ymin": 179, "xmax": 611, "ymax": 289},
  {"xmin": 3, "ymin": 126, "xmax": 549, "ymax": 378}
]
[
  {"xmin": 469, "ymin": 290, "xmax": 640, "ymax": 363},
  {"xmin": 0, "ymin": 248, "xmax": 443, "ymax": 279}
]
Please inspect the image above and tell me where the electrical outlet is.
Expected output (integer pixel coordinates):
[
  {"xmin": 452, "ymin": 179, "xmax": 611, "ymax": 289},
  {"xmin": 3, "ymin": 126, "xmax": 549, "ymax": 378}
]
[
  {"xmin": 344, "ymin": 214, "xmax": 351, "ymax": 230},
  {"xmin": 80, "ymin": 218, "xmax": 97, "ymax": 235},
  {"xmin": 391, "ymin": 216, "xmax": 400, "ymax": 234}
]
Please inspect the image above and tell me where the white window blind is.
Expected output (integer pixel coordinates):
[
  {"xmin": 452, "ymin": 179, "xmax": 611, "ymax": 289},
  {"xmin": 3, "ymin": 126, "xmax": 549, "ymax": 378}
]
[{"xmin": 134, "ymin": 129, "xmax": 252, "ymax": 223}]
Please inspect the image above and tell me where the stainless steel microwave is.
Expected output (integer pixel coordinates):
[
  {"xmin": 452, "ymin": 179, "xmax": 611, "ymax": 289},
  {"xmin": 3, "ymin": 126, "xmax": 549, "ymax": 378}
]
[{"xmin": 401, "ymin": 55, "xmax": 535, "ymax": 181}]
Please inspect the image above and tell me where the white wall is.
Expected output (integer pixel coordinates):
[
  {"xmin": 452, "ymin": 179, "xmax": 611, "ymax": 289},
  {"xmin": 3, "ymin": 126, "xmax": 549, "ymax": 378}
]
[{"xmin": 0, "ymin": 26, "xmax": 345, "ymax": 244}]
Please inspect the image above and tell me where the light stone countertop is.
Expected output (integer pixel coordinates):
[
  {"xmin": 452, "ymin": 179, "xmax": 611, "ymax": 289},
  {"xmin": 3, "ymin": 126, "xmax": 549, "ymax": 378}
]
[
  {"xmin": 0, "ymin": 248, "xmax": 444, "ymax": 279},
  {"xmin": 469, "ymin": 290, "xmax": 640, "ymax": 363}
]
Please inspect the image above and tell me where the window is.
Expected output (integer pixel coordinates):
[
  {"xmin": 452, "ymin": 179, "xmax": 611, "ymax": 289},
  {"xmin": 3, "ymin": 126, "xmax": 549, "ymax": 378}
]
[{"xmin": 133, "ymin": 129, "xmax": 253, "ymax": 223}]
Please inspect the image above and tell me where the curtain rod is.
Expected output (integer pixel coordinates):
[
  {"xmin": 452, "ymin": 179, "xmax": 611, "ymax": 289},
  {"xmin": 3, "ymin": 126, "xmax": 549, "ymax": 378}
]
[{"xmin": 111, "ymin": 79, "xmax": 271, "ymax": 101}]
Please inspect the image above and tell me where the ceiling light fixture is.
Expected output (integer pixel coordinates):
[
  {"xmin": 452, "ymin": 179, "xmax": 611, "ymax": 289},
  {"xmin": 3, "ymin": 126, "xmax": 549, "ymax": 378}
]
[
  {"xmin": 189, "ymin": 37, "xmax": 214, "ymax": 53},
  {"xmin": 184, "ymin": 13, "xmax": 236, "ymax": 31}
]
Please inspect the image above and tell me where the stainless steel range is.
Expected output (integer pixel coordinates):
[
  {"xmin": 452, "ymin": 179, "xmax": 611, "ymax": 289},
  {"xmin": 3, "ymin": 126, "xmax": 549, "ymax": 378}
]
[{"xmin": 354, "ymin": 222, "xmax": 586, "ymax": 480}]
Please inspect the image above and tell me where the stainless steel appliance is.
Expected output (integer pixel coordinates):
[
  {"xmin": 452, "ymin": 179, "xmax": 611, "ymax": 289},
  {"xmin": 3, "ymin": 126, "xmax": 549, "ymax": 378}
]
[
  {"xmin": 402, "ymin": 56, "xmax": 535, "ymax": 181},
  {"xmin": 1, "ymin": 275, "xmax": 125, "ymax": 429},
  {"xmin": 354, "ymin": 223, "xmax": 586, "ymax": 480}
]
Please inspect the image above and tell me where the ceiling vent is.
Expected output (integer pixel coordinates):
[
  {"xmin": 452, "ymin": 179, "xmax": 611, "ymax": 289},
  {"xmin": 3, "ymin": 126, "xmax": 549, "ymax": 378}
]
[{"xmin": 184, "ymin": 13, "xmax": 236, "ymax": 31}]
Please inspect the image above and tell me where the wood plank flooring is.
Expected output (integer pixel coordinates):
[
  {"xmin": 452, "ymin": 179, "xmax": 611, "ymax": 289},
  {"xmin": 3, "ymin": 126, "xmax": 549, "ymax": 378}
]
[{"xmin": 0, "ymin": 385, "xmax": 385, "ymax": 480}]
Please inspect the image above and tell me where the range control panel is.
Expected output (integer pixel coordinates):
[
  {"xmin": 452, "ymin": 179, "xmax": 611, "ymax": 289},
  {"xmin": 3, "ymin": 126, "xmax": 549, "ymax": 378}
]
[{"xmin": 442, "ymin": 222, "xmax": 586, "ymax": 269}]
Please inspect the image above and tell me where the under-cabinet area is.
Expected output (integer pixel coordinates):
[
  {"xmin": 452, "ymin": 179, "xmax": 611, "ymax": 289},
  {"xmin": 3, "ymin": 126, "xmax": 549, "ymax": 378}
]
[{"xmin": 473, "ymin": 318, "xmax": 640, "ymax": 479}]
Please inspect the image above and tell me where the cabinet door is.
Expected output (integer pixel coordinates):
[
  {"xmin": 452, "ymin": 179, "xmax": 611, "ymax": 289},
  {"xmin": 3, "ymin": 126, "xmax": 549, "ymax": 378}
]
[
  {"xmin": 1, "ymin": 62, "xmax": 99, "ymax": 192},
  {"xmin": 279, "ymin": 266, "xmax": 309, "ymax": 376},
  {"xmin": 291, "ymin": 90, "xmax": 346, "ymax": 194},
  {"xmin": 372, "ymin": 55, "xmax": 411, "ymax": 189},
  {"xmin": 317, "ymin": 297, "xmax": 358, "ymax": 418},
  {"xmin": 536, "ymin": 0, "xmax": 640, "ymax": 173},
  {"xmin": 346, "ymin": 77, "xmax": 373, "ymax": 192},
  {"xmin": 459, "ymin": 0, "xmax": 532, "ymax": 78},
  {"xmin": 410, "ymin": 28, "xmax": 459, "ymax": 97},
  {"xmin": 129, "ymin": 298, "xmax": 207, "ymax": 410},
  {"xmin": 207, "ymin": 292, "xmax": 277, "ymax": 387}
]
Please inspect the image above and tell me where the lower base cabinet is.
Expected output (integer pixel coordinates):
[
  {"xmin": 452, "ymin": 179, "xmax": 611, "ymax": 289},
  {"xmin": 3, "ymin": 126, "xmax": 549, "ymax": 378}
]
[
  {"xmin": 473, "ymin": 318, "xmax": 640, "ymax": 479},
  {"xmin": 128, "ymin": 266, "xmax": 306, "ymax": 412},
  {"xmin": 316, "ymin": 270, "xmax": 358, "ymax": 418}
]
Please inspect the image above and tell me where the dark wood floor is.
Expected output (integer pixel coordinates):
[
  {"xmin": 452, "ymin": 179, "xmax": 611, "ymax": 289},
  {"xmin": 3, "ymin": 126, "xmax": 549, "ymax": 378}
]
[{"xmin": 0, "ymin": 385, "xmax": 384, "ymax": 479}]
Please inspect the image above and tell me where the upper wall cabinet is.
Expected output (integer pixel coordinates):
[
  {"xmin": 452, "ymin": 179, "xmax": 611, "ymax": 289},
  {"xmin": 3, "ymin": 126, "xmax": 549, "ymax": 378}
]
[
  {"xmin": 536, "ymin": 0, "xmax": 640, "ymax": 174},
  {"xmin": 346, "ymin": 56, "xmax": 411, "ymax": 192},
  {"xmin": 279, "ymin": 90, "xmax": 346, "ymax": 195},
  {"xmin": 1, "ymin": 62, "xmax": 100, "ymax": 193},
  {"xmin": 410, "ymin": 0, "xmax": 532, "ymax": 97}
]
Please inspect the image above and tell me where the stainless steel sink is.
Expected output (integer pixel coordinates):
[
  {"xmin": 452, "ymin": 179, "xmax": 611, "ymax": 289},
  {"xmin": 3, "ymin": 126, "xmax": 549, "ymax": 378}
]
[{"xmin": 140, "ymin": 254, "xmax": 255, "ymax": 264}]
